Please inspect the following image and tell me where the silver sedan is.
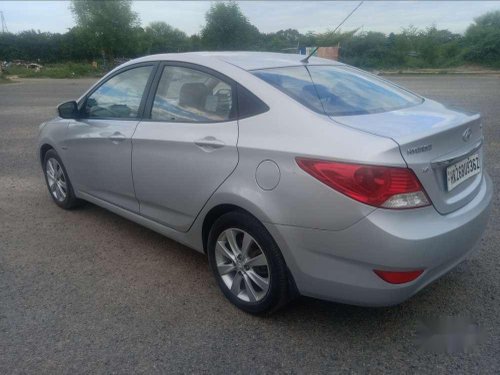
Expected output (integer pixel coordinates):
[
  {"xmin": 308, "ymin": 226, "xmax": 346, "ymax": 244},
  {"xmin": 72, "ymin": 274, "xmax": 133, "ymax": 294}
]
[{"xmin": 38, "ymin": 52, "xmax": 493, "ymax": 314}]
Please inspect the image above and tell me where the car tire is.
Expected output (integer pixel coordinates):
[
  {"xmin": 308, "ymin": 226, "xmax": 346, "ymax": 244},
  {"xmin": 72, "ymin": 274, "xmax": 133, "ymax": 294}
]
[
  {"xmin": 43, "ymin": 149, "xmax": 81, "ymax": 209},
  {"xmin": 207, "ymin": 211, "xmax": 291, "ymax": 315}
]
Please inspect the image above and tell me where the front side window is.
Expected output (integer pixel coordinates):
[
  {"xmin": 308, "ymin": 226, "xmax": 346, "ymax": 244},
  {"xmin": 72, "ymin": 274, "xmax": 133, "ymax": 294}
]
[
  {"xmin": 253, "ymin": 65, "xmax": 422, "ymax": 116},
  {"xmin": 151, "ymin": 66, "xmax": 234, "ymax": 122},
  {"xmin": 85, "ymin": 66, "xmax": 153, "ymax": 119}
]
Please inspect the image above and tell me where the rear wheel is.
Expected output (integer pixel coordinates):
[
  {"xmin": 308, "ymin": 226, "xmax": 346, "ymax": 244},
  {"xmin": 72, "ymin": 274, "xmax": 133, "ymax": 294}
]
[
  {"xmin": 43, "ymin": 149, "xmax": 81, "ymax": 209},
  {"xmin": 207, "ymin": 211, "xmax": 290, "ymax": 315}
]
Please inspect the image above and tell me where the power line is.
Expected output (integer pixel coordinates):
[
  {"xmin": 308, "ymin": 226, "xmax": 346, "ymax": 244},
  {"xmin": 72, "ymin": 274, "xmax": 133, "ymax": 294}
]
[
  {"xmin": 301, "ymin": 1, "xmax": 364, "ymax": 63},
  {"xmin": 1, "ymin": 11, "xmax": 8, "ymax": 33}
]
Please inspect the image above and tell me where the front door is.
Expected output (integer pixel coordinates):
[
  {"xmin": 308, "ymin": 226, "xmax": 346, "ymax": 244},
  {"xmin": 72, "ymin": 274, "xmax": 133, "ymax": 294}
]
[
  {"xmin": 65, "ymin": 64, "xmax": 155, "ymax": 212},
  {"xmin": 132, "ymin": 64, "xmax": 239, "ymax": 231}
]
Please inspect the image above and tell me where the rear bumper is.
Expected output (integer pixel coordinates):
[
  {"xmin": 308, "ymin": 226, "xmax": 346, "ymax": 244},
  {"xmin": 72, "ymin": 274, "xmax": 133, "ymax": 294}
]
[{"xmin": 265, "ymin": 172, "xmax": 493, "ymax": 306}]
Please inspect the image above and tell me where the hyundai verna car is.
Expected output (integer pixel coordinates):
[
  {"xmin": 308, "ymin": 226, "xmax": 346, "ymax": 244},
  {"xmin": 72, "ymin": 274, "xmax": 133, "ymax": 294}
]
[{"xmin": 38, "ymin": 52, "xmax": 492, "ymax": 314}]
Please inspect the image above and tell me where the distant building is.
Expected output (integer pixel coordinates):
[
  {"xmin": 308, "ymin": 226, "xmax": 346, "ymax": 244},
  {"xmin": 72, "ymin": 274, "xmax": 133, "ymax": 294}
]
[
  {"xmin": 299, "ymin": 45, "xmax": 340, "ymax": 61},
  {"xmin": 317, "ymin": 46, "xmax": 340, "ymax": 61}
]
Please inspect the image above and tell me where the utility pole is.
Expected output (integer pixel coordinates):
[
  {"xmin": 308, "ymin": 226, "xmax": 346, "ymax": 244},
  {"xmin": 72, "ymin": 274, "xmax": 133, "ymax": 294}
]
[{"xmin": 1, "ymin": 11, "xmax": 8, "ymax": 33}]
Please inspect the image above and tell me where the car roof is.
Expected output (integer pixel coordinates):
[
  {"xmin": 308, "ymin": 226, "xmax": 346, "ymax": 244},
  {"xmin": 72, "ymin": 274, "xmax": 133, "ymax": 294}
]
[{"xmin": 133, "ymin": 51, "xmax": 344, "ymax": 71}]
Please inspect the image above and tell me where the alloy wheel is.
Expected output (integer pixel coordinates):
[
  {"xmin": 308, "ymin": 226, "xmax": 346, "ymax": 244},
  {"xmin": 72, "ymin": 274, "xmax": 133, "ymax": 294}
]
[
  {"xmin": 45, "ymin": 158, "xmax": 67, "ymax": 202},
  {"xmin": 215, "ymin": 228, "xmax": 270, "ymax": 302}
]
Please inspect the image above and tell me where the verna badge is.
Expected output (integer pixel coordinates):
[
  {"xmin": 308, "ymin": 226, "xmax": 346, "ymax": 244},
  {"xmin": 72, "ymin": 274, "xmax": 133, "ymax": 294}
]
[
  {"xmin": 462, "ymin": 128, "xmax": 472, "ymax": 142},
  {"xmin": 407, "ymin": 144, "xmax": 432, "ymax": 155}
]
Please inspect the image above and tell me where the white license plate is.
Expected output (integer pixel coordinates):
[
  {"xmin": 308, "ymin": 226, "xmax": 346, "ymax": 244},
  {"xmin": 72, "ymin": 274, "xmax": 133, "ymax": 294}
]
[{"xmin": 446, "ymin": 153, "xmax": 481, "ymax": 191}]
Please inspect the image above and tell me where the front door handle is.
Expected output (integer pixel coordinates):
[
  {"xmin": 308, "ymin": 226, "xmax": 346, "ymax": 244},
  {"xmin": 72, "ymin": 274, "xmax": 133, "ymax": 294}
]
[
  {"xmin": 194, "ymin": 136, "xmax": 225, "ymax": 151},
  {"xmin": 108, "ymin": 131, "xmax": 126, "ymax": 143}
]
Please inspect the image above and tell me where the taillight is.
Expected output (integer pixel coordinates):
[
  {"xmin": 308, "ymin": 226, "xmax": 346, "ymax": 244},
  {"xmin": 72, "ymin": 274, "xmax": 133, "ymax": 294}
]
[
  {"xmin": 374, "ymin": 269, "xmax": 424, "ymax": 284},
  {"xmin": 296, "ymin": 158, "xmax": 430, "ymax": 209}
]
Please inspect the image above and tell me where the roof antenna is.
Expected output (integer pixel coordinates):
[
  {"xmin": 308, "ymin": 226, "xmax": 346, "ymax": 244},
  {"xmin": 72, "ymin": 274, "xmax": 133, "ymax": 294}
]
[{"xmin": 301, "ymin": 1, "xmax": 364, "ymax": 63}]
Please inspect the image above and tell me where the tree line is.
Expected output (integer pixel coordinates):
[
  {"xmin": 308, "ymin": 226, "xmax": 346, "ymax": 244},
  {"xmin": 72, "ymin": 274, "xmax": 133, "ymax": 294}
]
[{"xmin": 1, "ymin": 1, "xmax": 499, "ymax": 69}]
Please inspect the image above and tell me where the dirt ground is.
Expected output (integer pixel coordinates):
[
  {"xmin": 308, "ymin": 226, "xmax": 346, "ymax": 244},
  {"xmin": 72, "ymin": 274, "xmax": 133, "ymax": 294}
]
[{"xmin": 1, "ymin": 76, "xmax": 499, "ymax": 374}]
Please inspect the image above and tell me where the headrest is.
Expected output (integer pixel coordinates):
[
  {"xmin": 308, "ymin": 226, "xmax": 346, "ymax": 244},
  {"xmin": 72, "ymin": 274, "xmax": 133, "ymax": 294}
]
[{"xmin": 179, "ymin": 82, "xmax": 210, "ymax": 110}]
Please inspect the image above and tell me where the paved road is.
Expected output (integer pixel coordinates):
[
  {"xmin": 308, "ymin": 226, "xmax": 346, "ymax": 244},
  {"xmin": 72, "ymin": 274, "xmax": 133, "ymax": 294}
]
[{"xmin": 1, "ymin": 76, "xmax": 499, "ymax": 374}]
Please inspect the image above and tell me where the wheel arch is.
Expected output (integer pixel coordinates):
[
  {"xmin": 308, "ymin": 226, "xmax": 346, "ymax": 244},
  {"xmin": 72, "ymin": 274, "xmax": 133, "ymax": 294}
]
[
  {"xmin": 201, "ymin": 204, "xmax": 260, "ymax": 254},
  {"xmin": 200, "ymin": 202, "xmax": 300, "ymax": 299},
  {"xmin": 39, "ymin": 143, "xmax": 54, "ymax": 166}
]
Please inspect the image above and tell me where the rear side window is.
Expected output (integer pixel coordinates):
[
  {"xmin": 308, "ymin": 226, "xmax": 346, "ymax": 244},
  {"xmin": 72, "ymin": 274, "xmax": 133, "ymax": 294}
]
[
  {"xmin": 253, "ymin": 66, "xmax": 422, "ymax": 116},
  {"xmin": 237, "ymin": 84, "xmax": 269, "ymax": 119},
  {"xmin": 253, "ymin": 67, "xmax": 324, "ymax": 113},
  {"xmin": 151, "ymin": 66, "xmax": 235, "ymax": 122},
  {"xmin": 85, "ymin": 66, "xmax": 153, "ymax": 119}
]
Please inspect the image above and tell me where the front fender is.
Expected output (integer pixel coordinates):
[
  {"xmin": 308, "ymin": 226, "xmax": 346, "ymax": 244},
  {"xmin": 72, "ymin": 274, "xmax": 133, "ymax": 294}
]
[{"xmin": 37, "ymin": 119, "xmax": 70, "ymax": 166}]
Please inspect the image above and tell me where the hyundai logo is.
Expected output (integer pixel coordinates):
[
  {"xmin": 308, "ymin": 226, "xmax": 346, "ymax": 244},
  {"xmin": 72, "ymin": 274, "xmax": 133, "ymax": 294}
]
[{"xmin": 462, "ymin": 128, "xmax": 472, "ymax": 142}]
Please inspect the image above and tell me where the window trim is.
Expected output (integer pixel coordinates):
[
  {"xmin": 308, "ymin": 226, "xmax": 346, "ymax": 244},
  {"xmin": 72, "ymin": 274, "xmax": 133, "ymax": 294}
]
[
  {"xmin": 143, "ymin": 61, "xmax": 239, "ymax": 124},
  {"xmin": 78, "ymin": 62, "xmax": 159, "ymax": 121}
]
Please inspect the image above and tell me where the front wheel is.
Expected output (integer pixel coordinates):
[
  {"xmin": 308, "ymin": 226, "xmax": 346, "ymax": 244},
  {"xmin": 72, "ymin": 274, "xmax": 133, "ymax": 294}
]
[
  {"xmin": 207, "ymin": 211, "xmax": 291, "ymax": 315},
  {"xmin": 43, "ymin": 149, "xmax": 81, "ymax": 209}
]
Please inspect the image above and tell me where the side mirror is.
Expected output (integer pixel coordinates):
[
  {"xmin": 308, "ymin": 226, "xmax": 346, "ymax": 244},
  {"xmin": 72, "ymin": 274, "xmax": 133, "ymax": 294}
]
[{"xmin": 57, "ymin": 100, "xmax": 79, "ymax": 119}]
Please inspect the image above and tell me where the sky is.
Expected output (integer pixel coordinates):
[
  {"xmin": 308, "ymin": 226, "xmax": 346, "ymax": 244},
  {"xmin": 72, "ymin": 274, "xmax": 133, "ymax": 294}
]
[{"xmin": 1, "ymin": 1, "xmax": 499, "ymax": 36}]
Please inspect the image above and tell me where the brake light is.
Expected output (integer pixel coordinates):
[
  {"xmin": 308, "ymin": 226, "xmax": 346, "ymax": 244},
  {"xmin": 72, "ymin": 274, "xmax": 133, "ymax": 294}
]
[
  {"xmin": 296, "ymin": 158, "xmax": 430, "ymax": 209},
  {"xmin": 374, "ymin": 269, "xmax": 424, "ymax": 284}
]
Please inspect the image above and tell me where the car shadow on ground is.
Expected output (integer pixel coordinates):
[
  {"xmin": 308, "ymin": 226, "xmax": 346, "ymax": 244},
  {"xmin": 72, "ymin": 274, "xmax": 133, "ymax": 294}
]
[{"xmin": 77, "ymin": 199, "xmax": 470, "ymax": 324}]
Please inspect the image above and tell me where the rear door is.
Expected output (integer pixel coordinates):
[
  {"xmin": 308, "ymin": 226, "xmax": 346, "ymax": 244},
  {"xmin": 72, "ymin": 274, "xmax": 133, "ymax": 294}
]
[
  {"xmin": 132, "ymin": 63, "xmax": 238, "ymax": 231},
  {"xmin": 65, "ymin": 64, "xmax": 156, "ymax": 212}
]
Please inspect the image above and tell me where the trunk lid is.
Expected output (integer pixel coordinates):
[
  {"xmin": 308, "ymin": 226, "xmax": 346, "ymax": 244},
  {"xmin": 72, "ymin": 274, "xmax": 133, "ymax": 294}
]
[{"xmin": 331, "ymin": 99, "xmax": 483, "ymax": 214}]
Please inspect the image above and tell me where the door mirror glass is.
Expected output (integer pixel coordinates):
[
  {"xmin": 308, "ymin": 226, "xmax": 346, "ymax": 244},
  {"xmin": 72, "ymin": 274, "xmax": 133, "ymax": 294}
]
[{"xmin": 57, "ymin": 100, "xmax": 79, "ymax": 119}]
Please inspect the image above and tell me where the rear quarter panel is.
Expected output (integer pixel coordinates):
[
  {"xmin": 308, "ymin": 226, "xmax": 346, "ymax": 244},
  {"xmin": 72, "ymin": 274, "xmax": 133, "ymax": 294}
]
[{"xmin": 211, "ymin": 90, "xmax": 407, "ymax": 231}]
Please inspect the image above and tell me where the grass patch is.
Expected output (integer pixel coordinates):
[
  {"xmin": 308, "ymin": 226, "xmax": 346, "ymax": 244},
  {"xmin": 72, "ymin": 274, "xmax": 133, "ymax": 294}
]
[
  {"xmin": 4, "ymin": 62, "xmax": 104, "ymax": 79},
  {"xmin": 0, "ymin": 74, "xmax": 12, "ymax": 83}
]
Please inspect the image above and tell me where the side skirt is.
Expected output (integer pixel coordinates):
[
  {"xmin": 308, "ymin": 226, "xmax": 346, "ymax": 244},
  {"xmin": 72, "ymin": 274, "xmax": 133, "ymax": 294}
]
[{"xmin": 77, "ymin": 191, "xmax": 204, "ymax": 253}]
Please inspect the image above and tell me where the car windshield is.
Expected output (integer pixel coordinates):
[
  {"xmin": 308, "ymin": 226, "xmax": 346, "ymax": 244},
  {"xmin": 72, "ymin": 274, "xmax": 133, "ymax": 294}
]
[{"xmin": 252, "ymin": 65, "xmax": 423, "ymax": 116}]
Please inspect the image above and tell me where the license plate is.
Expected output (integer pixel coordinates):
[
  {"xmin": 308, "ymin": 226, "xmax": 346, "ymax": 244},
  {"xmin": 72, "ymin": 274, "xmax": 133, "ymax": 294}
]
[{"xmin": 446, "ymin": 153, "xmax": 481, "ymax": 191}]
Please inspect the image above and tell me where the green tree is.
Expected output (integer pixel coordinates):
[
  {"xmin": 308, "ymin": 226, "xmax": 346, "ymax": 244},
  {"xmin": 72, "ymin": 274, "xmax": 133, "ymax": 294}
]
[
  {"xmin": 418, "ymin": 26, "xmax": 461, "ymax": 67},
  {"xmin": 64, "ymin": 26, "xmax": 100, "ymax": 60},
  {"xmin": 69, "ymin": 0, "xmax": 140, "ymax": 61},
  {"xmin": 464, "ymin": 10, "xmax": 500, "ymax": 66},
  {"xmin": 145, "ymin": 22, "xmax": 190, "ymax": 54},
  {"xmin": 201, "ymin": 2, "xmax": 260, "ymax": 50},
  {"xmin": 260, "ymin": 29, "xmax": 301, "ymax": 52},
  {"xmin": 2, "ymin": 7, "xmax": 500, "ymax": 72},
  {"xmin": 315, "ymin": 29, "xmax": 357, "ymax": 47},
  {"xmin": 189, "ymin": 34, "xmax": 203, "ymax": 51},
  {"xmin": 340, "ymin": 31, "xmax": 389, "ymax": 68}
]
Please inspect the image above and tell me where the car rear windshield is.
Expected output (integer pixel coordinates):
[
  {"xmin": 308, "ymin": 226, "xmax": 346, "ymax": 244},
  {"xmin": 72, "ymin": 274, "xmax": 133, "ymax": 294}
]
[{"xmin": 252, "ymin": 65, "xmax": 423, "ymax": 116}]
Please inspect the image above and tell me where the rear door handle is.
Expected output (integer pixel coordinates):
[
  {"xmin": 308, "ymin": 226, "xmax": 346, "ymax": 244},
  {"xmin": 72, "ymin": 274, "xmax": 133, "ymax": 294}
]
[
  {"xmin": 108, "ymin": 131, "xmax": 126, "ymax": 143},
  {"xmin": 194, "ymin": 136, "xmax": 225, "ymax": 151}
]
